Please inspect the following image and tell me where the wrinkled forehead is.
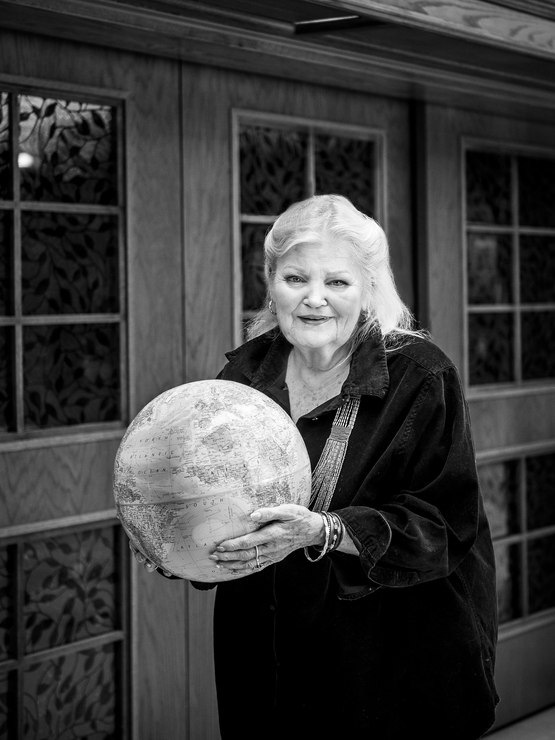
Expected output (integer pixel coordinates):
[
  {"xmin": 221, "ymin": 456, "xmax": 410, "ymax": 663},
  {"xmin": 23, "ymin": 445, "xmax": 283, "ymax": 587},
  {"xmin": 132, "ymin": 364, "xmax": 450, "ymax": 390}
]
[{"xmin": 275, "ymin": 234, "xmax": 361, "ymax": 268}]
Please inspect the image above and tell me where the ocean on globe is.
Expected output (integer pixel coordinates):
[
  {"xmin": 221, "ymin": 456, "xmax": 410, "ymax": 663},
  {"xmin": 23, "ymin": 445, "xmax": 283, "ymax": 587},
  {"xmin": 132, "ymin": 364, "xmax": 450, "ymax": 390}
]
[{"xmin": 113, "ymin": 380, "xmax": 312, "ymax": 582}]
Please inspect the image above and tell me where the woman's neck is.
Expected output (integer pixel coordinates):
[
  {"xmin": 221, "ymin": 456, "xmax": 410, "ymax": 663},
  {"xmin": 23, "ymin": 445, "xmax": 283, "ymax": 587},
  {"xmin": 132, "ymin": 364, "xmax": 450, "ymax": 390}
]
[
  {"xmin": 286, "ymin": 348, "xmax": 351, "ymax": 422},
  {"xmin": 289, "ymin": 344, "xmax": 350, "ymax": 374}
]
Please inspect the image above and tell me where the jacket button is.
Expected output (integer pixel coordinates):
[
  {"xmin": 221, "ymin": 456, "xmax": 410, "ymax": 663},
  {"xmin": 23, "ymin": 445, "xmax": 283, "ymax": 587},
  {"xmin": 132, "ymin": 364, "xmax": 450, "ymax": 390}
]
[
  {"xmin": 269, "ymin": 604, "xmax": 276, "ymax": 612},
  {"xmin": 311, "ymin": 417, "xmax": 318, "ymax": 421}
]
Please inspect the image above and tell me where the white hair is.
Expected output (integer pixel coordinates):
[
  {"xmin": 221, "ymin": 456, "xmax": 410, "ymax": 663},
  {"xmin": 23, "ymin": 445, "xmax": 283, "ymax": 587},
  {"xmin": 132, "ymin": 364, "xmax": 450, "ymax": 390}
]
[{"xmin": 246, "ymin": 194, "xmax": 422, "ymax": 351}]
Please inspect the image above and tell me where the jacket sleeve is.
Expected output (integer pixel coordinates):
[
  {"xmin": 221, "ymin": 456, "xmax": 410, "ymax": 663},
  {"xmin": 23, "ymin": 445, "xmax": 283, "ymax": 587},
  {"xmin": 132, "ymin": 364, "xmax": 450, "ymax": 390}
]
[{"xmin": 334, "ymin": 365, "xmax": 480, "ymax": 594}]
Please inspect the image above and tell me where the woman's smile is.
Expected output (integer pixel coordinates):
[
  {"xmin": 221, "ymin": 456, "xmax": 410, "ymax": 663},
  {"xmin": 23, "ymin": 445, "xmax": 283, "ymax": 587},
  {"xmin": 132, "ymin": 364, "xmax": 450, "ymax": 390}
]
[{"xmin": 298, "ymin": 314, "xmax": 332, "ymax": 322}]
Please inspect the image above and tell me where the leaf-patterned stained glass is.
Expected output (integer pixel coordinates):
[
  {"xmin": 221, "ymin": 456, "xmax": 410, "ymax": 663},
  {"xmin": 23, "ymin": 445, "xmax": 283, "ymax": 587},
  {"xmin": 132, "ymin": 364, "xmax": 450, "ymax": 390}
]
[
  {"xmin": 19, "ymin": 96, "xmax": 117, "ymax": 205},
  {"xmin": 24, "ymin": 528, "xmax": 117, "ymax": 653},
  {"xmin": 0, "ymin": 92, "xmax": 11, "ymax": 201},
  {"xmin": 494, "ymin": 542, "xmax": 521, "ymax": 623},
  {"xmin": 240, "ymin": 126, "xmax": 307, "ymax": 215},
  {"xmin": 528, "ymin": 535, "xmax": 555, "ymax": 614},
  {"xmin": 521, "ymin": 311, "xmax": 555, "ymax": 380},
  {"xmin": 23, "ymin": 323, "xmax": 120, "ymax": 429},
  {"xmin": 23, "ymin": 643, "xmax": 119, "ymax": 739},
  {"xmin": 526, "ymin": 453, "xmax": 555, "ymax": 531},
  {"xmin": 468, "ymin": 312, "xmax": 514, "ymax": 384},
  {"xmin": 314, "ymin": 134, "xmax": 375, "ymax": 216},
  {"xmin": 518, "ymin": 155, "xmax": 555, "ymax": 228},
  {"xmin": 466, "ymin": 151, "xmax": 512, "ymax": 225},
  {"xmin": 0, "ymin": 546, "xmax": 15, "ymax": 661},
  {"xmin": 467, "ymin": 232, "xmax": 512, "ymax": 305},
  {"xmin": 0, "ymin": 328, "xmax": 15, "ymax": 433},
  {"xmin": 21, "ymin": 212, "xmax": 118, "ymax": 315},
  {"xmin": 520, "ymin": 235, "xmax": 555, "ymax": 304},
  {"xmin": 0, "ymin": 212, "xmax": 13, "ymax": 316},
  {"xmin": 0, "ymin": 670, "xmax": 15, "ymax": 740},
  {"xmin": 479, "ymin": 461, "xmax": 519, "ymax": 538},
  {"xmin": 242, "ymin": 222, "xmax": 269, "ymax": 312}
]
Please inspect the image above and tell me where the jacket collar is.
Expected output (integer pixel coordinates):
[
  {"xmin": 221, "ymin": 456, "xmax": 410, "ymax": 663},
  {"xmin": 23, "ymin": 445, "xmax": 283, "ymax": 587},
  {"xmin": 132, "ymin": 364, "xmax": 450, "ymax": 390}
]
[{"xmin": 225, "ymin": 330, "xmax": 390, "ymax": 400}]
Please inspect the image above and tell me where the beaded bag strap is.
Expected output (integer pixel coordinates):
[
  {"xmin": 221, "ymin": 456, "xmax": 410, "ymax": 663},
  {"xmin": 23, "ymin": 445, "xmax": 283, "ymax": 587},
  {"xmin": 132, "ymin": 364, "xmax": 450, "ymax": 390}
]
[{"xmin": 308, "ymin": 395, "xmax": 361, "ymax": 513}]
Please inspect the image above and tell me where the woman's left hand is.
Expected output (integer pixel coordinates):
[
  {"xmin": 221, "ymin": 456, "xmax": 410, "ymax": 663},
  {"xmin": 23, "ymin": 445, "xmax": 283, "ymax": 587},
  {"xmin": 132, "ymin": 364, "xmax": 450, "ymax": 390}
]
[{"xmin": 210, "ymin": 504, "xmax": 324, "ymax": 572}]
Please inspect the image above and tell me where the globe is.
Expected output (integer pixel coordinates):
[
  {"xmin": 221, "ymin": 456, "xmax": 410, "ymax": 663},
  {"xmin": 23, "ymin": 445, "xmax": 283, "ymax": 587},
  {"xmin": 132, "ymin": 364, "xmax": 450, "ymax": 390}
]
[{"xmin": 113, "ymin": 379, "xmax": 311, "ymax": 582}]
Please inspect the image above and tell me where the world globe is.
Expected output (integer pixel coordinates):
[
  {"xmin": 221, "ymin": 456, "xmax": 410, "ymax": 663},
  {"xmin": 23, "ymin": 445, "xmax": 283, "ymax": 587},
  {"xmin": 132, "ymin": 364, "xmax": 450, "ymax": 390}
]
[{"xmin": 113, "ymin": 379, "xmax": 311, "ymax": 582}]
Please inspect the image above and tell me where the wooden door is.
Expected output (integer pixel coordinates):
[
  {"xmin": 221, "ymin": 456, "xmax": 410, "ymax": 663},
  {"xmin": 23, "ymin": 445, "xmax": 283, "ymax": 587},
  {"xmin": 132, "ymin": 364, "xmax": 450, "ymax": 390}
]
[
  {"xmin": 0, "ymin": 31, "xmax": 188, "ymax": 739},
  {"xmin": 419, "ymin": 104, "xmax": 555, "ymax": 730},
  {"xmin": 181, "ymin": 63, "xmax": 415, "ymax": 738}
]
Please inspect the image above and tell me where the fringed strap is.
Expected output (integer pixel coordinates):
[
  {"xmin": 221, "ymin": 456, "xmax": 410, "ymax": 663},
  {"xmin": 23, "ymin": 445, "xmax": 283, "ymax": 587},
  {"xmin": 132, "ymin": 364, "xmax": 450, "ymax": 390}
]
[{"xmin": 309, "ymin": 396, "xmax": 361, "ymax": 513}]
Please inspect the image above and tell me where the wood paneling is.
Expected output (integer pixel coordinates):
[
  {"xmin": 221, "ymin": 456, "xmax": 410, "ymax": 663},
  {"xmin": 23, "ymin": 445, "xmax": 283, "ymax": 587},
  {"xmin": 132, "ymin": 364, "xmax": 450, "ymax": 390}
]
[
  {"xmin": 494, "ymin": 619, "xmax": 555, "ymax": 727},
  {"xmin": 470, "ymin": 394, "xmax": 555, "ymax": 453},
  {"xmin": 125, "ymin": 53, "xmax": 184, "ymax": 415},
  {"xmin": 0, "ymin": 440, "xmax": 120, "ymax": 526}
]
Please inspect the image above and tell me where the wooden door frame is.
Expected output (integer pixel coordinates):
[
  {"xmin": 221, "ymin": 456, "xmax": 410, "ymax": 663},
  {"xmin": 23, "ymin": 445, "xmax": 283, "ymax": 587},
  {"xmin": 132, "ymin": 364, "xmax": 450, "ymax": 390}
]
[
  {"xmin": 416, "ymin": 102, "xmax": 555, "ymax": 729},
  {"xmin": 0, "ymin": 31, "xmax": 189, "ymax": 740}
]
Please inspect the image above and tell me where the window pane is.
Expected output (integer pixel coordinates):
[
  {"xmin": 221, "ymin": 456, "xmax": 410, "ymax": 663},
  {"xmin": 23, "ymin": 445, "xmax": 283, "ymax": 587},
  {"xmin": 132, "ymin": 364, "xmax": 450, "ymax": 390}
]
[
  {"xmin": 518, "ymin": 156, "xmax": 555, "ymax": 228},
  {"xmin": 467, "ymin": 232, "xmax": 512, "ymax": 305},
  {"xmin": 24, "ymin": 528, "xmax": 118, "ymax": 653},
  {"xmin": 23, "ymin": 323, "xmax": 120, "ymax": 428},
  {"xmin": 479, "ymin": 461, "xmax": 519, "ymax": 538},
  {"xmin": 0, "ymin": 670, "xmax": 15, "ymax": 740},
  {"xmin": 526, "ymin": 452, "xmax": 555, "ymax": 530},
  {"xmin": 19, "ymin": 96, "xmax": 117, "ymax": 205},
  {"xmin": 314, "ymin": 134, "xmax": 375, "ymax": 216},
  {"xmin": 520, "ymin": 235, "xmax": 555, "ymax": 304},
  {"xmin": 466, "ymin": 151, "xmax": 512, "ymax": 225},
  {"xmin": 24, "ymin": 644, "xmax": 119, "ymax": 739},
  {"xmin": 22, "ymin": 212, "xmax": 119, "ymax": 315},
  {"xmin": 241, "ymin": 222, "xmax": 268, "ymax": 312},
  {"xmin": 0, "ymin": 211, "xmax": 13, "ymax": 315},
  {"xmin": 0, "ymin": 328, "xmax": 15, "ymax": 433},
  {"xmin": 494, "ymin": 542, "xmax": 522, "ymax": 623},
  {"xmin": 521, "ymin": 311, "xmax": 555, "ymax": 380},
  {"xmin": 0, "ymin": 546, "xmax": 15, "ymax": 661},
  {"xmin": 240, "ymin": 125, "xmax": 307, "ymax": 215},
  {"xmin": 468, "ymin": 312, "xmax": 514, "ymax": 384},
  {"xmin": 528, "ymin": 534, "xmax": 555, "ymax": 614},
  {"xmin": 0, "ymin": 92, "xmax": 11, "ymax": 200}
]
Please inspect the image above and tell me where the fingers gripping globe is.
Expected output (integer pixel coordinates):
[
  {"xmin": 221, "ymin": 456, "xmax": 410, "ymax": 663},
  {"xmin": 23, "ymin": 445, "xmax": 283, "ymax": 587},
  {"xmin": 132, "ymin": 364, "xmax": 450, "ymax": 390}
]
[{"xmin": 113, "ymin": 380, "xmax": 311, "ymax": 582}]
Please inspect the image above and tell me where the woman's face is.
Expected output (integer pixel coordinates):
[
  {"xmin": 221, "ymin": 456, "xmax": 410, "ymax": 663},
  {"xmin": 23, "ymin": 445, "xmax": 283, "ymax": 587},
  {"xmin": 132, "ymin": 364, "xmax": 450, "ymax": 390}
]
[{"xmin": 271, "ymin": 237, "xmax": 365, "ymax": 356}]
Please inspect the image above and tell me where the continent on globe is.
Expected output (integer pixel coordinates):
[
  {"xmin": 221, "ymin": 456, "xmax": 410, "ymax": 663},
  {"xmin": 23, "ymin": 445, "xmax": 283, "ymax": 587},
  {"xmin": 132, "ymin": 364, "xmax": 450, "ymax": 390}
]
[{"xmin": 113, "ymin": 380, "xmax": 311, "ymax": 582}]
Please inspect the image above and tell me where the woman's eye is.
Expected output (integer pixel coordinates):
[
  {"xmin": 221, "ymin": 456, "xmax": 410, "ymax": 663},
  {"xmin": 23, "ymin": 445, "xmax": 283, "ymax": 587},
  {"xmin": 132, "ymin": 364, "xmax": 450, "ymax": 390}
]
[
  {"xmin": 285, "ymin": 275, "xmax": 304, "ymax": 283},
  {"xmin": 329, "ymin": 280, "xmax": 347, "ymax": 287}
]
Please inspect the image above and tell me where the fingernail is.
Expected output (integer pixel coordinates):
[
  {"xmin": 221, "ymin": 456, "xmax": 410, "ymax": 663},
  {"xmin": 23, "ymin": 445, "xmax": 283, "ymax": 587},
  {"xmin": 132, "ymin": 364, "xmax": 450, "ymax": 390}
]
[
  {"xmin": 251, "ymin": 512, "xmax": 261, "ymax": 521},
  {"xmin": 216, "ymin": 546, "xmax": 225, "ymax": 552}
]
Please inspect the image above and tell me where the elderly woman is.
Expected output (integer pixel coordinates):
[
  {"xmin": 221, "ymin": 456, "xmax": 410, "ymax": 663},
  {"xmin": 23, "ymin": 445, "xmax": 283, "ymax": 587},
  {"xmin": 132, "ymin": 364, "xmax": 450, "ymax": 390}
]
[{"xmin": 142, "ymin": 195, "xmax": 499, "ymax": 739}]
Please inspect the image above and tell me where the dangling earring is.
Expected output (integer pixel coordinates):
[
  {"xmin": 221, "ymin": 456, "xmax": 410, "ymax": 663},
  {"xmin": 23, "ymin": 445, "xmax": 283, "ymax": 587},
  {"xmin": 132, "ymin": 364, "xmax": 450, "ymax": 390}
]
[{"xmin": 268, "ymin": 299, "xmax": 277, "ymax": 315}]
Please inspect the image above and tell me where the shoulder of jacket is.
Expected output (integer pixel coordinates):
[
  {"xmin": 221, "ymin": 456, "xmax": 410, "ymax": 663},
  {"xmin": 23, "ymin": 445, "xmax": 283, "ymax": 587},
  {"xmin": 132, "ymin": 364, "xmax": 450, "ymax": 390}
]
[{"xmin": 388, "ymin": 336, "xmax": 458, "ymax": 378}]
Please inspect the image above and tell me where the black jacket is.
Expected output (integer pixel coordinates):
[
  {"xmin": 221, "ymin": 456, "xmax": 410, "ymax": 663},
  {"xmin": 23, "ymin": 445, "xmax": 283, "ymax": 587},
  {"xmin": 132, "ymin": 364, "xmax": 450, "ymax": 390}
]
[{"xmin": 204, "ymin": 330, "xmax": 499, "ymax": 739}]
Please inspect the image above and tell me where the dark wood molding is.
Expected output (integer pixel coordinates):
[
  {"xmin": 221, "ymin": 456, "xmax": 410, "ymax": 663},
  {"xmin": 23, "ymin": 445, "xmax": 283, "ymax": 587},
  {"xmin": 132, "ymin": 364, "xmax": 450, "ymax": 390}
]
[
  {"xmin": 1, "ymin": 0, "xmax": 555, "ymax": 123},
  {"xmin": 294, "ymin": 15, "xmax": 386, "ymax": 34},
  {"xmin": 314, "ymin": 0, "xmax": 555, "ymax": 59}
]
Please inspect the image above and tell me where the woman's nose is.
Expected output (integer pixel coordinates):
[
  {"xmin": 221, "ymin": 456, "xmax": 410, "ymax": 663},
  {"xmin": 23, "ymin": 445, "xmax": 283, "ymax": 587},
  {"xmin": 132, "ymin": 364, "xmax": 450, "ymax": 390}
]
[{"xmin": 303, "ymin": 282, "xmax": 328, "ymax": 307}]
